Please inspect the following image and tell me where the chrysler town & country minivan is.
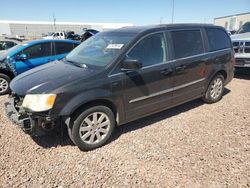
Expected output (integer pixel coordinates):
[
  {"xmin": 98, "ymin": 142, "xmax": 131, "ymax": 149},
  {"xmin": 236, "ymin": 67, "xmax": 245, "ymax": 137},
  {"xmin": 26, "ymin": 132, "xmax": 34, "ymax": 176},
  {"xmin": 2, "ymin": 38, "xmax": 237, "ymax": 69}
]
[{"xmin": 5, "ymin": 24, "xmax": 234, "ymax": 150}]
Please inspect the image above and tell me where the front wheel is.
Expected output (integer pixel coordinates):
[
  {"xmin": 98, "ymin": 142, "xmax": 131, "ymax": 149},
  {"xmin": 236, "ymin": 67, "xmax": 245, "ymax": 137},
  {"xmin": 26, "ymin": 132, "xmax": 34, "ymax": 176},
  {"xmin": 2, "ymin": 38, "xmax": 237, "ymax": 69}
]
[
  {"xmin": 70, "ymin": 106, "xmax": 115, "ymax": 151},
  {"xmin": 202, "ymin": 74, "xmax": 225, "ymax": 104},
  {"xmin": 0, "ymin": 73, "xmax": 11, "ymax": 95}
]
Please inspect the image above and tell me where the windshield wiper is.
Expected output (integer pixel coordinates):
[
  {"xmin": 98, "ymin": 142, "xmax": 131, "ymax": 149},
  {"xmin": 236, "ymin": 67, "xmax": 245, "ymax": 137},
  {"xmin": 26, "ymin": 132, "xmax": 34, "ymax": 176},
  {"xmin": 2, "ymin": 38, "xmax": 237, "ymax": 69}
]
[{"xmin": 65, "ymin": 58, "xmax": 88, "ymax": 68}]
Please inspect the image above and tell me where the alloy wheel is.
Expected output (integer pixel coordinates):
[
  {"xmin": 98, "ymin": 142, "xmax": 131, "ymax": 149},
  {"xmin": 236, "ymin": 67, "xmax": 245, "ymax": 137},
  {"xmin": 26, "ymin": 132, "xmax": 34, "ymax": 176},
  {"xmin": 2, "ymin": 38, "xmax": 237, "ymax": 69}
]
[
  {"xmin": 210, "ymin": 78, "xmax": 223, "ymax": 100},
  {"xmin": 79, "ymin": 112, "xmax": 111, "ymax": 145},
  {"xmin": 0, "ymin": 78, "xmax": 9, "ymax": 93}
]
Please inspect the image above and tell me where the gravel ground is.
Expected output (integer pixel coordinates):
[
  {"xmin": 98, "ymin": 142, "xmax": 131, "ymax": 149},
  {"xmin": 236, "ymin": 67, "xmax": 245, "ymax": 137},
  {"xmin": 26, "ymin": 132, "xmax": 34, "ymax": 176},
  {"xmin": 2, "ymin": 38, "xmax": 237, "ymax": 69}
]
[{"xmin": 0, "ymin": 70, "xmax": 250, "ymax": 187}]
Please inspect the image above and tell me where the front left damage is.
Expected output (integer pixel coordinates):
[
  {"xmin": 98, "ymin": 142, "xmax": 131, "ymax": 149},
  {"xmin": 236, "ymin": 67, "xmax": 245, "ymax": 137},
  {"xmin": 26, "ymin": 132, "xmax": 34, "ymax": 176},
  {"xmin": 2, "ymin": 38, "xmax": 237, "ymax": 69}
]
[{"xmin": 5, "ymin": 94, "xmax": 59, "ymax": 136}]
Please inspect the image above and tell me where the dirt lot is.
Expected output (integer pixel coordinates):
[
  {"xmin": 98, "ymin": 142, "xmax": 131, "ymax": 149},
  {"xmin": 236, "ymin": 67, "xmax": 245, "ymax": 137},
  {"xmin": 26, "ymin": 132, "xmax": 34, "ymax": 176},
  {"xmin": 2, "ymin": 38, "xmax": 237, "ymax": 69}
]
[{"xmin": 0, "ymin": 70, "xmax": 249, "ymax": 187}]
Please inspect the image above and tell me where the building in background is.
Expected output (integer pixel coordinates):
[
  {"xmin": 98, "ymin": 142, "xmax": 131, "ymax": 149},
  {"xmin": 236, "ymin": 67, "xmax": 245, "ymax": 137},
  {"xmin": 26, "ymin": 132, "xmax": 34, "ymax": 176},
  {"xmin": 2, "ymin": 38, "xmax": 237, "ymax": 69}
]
[
  {"xmin": 0, "ymin": 20, "xmax": 133, "ymax": 38},
  {"xmin": 214, "ymin": 12, "xmax": 250, "ymax": 31}
]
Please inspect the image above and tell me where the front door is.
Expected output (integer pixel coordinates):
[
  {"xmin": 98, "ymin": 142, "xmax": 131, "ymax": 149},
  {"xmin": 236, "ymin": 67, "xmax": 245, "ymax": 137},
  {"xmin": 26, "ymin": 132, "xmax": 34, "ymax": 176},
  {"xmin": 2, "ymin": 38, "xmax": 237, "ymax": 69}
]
[
  {"xmin": 122, "ymin": 32, "xmax": 174, "ymax": 121},
  {"xmin": 15, "ymin": 42, "xmax": 52, "ymax": 74}
]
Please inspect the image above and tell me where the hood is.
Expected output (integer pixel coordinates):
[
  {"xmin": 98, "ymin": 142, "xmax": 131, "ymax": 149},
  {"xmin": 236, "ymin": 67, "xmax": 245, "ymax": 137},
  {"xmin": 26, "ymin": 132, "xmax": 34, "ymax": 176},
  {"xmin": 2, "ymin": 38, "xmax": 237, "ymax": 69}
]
[
  {"xmin": 231, "ymin": 32, "xmax": 250, "ymax": 41},
  {"xmin": 10, "ymin": 60, "xmax": 100, "ymax": 96}
]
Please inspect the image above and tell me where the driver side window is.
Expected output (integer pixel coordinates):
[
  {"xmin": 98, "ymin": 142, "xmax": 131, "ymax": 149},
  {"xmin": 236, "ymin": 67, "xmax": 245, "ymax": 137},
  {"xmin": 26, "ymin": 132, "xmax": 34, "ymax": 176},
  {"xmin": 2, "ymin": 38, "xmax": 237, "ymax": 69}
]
[
  {"xmin": 22, "ymin": 42, "xmax": 52, "ymax": 59},
  {"xmin": 127, "ymin": 32, "xmax": 167, "ymax": 67}
]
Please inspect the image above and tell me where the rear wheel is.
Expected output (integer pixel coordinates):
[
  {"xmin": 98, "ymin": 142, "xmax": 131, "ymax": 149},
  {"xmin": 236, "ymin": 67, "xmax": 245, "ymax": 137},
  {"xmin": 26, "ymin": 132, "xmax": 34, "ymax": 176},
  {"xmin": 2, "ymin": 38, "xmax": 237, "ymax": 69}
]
[
  {"xmin": 0, "ymin": 73, "xmax": 11, "ymax": 95},
  {"xmin": 70, "ymin": 106, "xmax": 115, "ymax": 151},
  {"xmin": 202, "ymin": 74, "xmax": 224, "ymax": 103}
]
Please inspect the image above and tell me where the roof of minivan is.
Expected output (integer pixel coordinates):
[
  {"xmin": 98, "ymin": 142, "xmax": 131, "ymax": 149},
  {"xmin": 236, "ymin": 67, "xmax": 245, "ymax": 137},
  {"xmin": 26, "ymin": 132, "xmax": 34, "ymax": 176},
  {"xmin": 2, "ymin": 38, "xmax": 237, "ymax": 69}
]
[{"xmin": 112, "ymin": 23, "xmax": 218, "ymax": 34}]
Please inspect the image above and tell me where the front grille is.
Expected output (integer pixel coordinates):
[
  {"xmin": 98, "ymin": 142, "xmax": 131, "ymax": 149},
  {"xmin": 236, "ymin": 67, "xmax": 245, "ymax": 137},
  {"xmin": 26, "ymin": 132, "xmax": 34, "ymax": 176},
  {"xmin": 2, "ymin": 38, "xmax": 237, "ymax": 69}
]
[
  {"xmin": 233, "ymin": 41, "xmax": 250, "ymax": 54},
  {"xmin": 235, "ymin": 58, "xmax": 250, "ymax": 65},
  {"xmin": 233, "ymin": 42, "xmax": 239, "ymax": 46}
]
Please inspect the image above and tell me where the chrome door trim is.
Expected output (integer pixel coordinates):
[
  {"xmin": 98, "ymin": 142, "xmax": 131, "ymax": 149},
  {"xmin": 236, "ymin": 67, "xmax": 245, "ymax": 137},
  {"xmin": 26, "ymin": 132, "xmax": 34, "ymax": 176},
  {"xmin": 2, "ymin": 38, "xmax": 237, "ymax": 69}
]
[{"xmin": 129, "ymin": 78, "xmax": 205, "ymax": 104}]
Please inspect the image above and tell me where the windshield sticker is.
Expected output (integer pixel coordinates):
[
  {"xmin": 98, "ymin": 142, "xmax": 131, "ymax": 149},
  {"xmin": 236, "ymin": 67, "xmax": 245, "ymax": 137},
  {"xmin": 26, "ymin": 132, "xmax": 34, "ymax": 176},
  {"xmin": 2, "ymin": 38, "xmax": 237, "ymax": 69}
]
[{"xmin": 106, "ymin": 44, "xmax": 124, "ymax": 49}]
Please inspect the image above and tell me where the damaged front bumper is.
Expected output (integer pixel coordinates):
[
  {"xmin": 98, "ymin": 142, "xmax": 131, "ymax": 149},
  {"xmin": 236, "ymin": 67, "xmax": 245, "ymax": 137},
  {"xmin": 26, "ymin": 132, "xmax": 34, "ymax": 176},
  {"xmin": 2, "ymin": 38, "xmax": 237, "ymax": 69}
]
[{"xmin": 5, "ymin": 96, "xmax": 57, "ymax": 136}]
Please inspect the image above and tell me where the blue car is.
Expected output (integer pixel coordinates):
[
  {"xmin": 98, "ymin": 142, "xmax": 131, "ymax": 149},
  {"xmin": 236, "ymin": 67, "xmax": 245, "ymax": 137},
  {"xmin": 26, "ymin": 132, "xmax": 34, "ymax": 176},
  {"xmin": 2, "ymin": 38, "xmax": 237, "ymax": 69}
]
[{"xmin": 0, "ymin": 39, "xmax": 80, "ymax": 94}]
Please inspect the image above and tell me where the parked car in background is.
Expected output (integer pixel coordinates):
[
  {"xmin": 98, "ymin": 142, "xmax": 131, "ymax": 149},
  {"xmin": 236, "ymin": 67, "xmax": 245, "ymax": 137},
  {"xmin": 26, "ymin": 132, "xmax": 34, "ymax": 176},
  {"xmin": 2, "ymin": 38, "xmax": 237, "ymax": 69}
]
[
  {"xmin": 4, "ymin": 36, "xmax": 25, "ymax": 42},
  {"xmin": 80, "ymin": 29, "xmax": 99, "ymax": 42},
  {"xmin": 0, "ymin": 39, "xmax": 20, "ymax": 56},
  {"xmin": 43, "ymin": 32, "xmax": 66, "ymax": 39},
  {"xmin": 43, "ymin": 29, "xmax": 99, "ymax": 41},
  {"xmin": 0, "ymin": 39, "xmax": 80, "ymax": 94},
  {"xmin": 5, "ymin": 24, "xmax": 234, "ymax": 151},
  {"xmin": 65, "ymin": 31, "xmax": 81, "ymax": 41},
  {"xmin": 231, "ymin": 22, "xmax": 250, "ymax": 68}
]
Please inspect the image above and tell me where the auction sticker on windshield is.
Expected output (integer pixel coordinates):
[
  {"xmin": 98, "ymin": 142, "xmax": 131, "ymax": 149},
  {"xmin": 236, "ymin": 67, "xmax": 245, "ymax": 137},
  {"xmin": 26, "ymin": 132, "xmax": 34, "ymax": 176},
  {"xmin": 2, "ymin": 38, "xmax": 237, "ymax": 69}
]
[{"xmin": 106, "ymin": 44, "xmax": 124, "ymax": 49}]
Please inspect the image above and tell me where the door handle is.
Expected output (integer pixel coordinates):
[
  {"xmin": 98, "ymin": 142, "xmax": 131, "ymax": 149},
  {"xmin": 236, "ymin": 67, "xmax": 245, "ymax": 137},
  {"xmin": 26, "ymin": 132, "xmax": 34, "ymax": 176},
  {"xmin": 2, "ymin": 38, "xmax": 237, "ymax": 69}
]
[
  {"xmin": 175, "ymin": 65, "xmax": 187, "ymax": 71},
  {"xmin": 160, "ymin": 68, "xmax": 173, "ymax": 75}
]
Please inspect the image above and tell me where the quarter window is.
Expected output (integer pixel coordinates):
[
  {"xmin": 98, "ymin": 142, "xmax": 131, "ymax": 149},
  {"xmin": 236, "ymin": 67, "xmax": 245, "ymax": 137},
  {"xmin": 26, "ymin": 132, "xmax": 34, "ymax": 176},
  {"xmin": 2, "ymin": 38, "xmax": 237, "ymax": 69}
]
[
  {"xmin": 171, "ymin": 30, "xmax": 204, "ymax": 59},
  {"xmin": 22, "ymin": 42, "xmax": 51, "ymax": 59},
  {"xmin": 127, "ymin": 32, "xmax": 167, "ymax": 67},
  {"xmin": 206, "ymin": 28, "xmax": 231, "ymax": 51}
]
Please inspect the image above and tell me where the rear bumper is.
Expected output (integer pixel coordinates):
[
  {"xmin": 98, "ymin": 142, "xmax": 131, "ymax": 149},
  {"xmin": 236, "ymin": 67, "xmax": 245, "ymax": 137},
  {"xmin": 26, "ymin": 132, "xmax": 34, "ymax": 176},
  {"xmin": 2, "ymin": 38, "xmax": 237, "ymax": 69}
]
[{"xmin": 224, "ymin": 66, "xmax": 234, "ymax": 86}]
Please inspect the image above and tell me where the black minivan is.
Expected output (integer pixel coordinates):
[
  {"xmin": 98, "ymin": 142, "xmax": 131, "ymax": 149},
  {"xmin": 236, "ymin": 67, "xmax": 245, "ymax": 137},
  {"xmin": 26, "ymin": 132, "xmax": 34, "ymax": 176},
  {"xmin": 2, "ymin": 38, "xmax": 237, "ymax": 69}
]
[{"xmin": 5, "ymin": 24, "xmax": 234, "ymax": 150}]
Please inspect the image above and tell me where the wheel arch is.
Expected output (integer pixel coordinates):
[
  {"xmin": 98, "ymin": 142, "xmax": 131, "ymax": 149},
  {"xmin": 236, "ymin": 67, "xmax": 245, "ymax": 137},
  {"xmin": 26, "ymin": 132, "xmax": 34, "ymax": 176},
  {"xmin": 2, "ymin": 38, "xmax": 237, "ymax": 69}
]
[
  {"xmin": 58, "ymin": 89, "xmax": 121, "ymax": 127},
  {"xmin": 203, "ymin": 69, "xmax": 227, "ymax": 95},
  {"xmin": 0, "ymin": 69, "xmax": 15, "ymax": 79},
  {"xmin": 70, "ymin": 99, "xmax": 118, "ymax": 122},
  {"xmin": 217, "ymin": 69, "xmax": 227, "ymax": 80}
]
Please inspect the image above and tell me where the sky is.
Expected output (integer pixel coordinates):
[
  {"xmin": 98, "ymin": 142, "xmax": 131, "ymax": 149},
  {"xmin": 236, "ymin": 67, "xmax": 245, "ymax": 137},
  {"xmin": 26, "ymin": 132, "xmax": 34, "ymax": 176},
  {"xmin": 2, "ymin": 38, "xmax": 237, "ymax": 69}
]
[{"xmin": 0, "ymin": 0, "xmax": 249, "ymax": 25}]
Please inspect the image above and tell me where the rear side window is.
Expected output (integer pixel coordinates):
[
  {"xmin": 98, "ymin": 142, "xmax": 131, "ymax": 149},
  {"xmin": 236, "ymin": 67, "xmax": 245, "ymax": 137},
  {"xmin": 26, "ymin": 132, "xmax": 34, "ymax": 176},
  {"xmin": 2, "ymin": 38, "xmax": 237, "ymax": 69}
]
[
  {"xmin": 206, "ymin": 28, "xmax": 231, "ymax": 51},
  {"xmin": 171, "ymin": 30, "xmax": 204, "ymax": 59},
  {"xmin": 22, "ymin": 42, "xmax": 52, "ymax": 59},
  {"xmin": 55, "ymin": 42, "xmax": 74, "ymax": 55}
]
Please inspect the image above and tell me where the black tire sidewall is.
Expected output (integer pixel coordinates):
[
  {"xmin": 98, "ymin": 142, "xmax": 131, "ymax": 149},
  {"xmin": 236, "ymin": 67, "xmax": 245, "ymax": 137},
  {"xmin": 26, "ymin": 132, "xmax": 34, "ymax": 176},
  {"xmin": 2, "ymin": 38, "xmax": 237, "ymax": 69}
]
[
  {"xmin": 204, "ymin": 74, "xmax": 225, "ymax": 103},
  {"xmin": 71, "ymin": 106, "xmax": 115, "ymax": 151},
  {"xmin": 0, "ymin": 73, "xmax": 11, "ymax": 95}
]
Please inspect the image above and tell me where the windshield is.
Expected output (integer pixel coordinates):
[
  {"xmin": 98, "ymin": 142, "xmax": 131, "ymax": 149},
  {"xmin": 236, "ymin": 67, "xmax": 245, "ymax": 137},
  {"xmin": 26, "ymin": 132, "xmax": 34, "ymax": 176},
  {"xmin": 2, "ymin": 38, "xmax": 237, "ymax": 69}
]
[
  {"xmin": 237, "ymin": 22, "xmax": 250, "ymax": 34},
  {"xmin": 66, "ymin": 32, "xmax": 134, "ymax": 68}
]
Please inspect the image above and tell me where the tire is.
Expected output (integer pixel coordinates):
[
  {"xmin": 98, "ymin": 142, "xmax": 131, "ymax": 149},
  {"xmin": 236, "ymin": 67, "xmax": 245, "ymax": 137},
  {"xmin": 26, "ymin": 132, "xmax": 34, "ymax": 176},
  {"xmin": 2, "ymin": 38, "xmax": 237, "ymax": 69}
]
[
  {"xmin": 0, "ymin": 73, "xmax": 11, "ymax": 95},
  {"xmin": 202, "ymin": 74, "xmax": 225, "ymax": 104},
  {"xmin": 70, "ymin": 106, "xmax": 115, "ymax": 151}
]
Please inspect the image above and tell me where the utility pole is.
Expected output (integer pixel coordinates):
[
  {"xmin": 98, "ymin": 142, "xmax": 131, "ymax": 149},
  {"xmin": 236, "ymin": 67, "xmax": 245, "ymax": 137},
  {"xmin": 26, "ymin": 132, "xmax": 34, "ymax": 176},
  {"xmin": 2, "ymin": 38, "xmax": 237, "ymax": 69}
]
[
  {"xmin": 25, "ymin": 26, "xmax": 28, "ymax": 36},
  {"xmin": 171, "ymin": 0, "xmax": 175, "ymax": 23},
  {"xmin": 53, "ymin": 13, "xmax": 56, "ymax": 32}
]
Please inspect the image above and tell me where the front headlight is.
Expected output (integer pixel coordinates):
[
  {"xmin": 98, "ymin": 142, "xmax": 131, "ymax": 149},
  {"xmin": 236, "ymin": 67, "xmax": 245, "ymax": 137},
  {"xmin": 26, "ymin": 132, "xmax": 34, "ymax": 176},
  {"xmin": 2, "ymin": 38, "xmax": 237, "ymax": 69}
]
[{"xmin": 22, "ymin": 94, "xmax": 56, "ymax": 112}]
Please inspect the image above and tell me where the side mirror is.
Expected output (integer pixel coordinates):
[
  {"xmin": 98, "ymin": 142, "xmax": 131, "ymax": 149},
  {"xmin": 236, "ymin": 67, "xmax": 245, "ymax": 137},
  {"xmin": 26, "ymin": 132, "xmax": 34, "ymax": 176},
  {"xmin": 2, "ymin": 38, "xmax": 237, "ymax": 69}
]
[
  {"xmin": 18, "ymin": 54, "xmax": 28, "ymax": 61},
  {"xmin": 121, "ymin": 59, "xmax": 142, "ymax": 72}
]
